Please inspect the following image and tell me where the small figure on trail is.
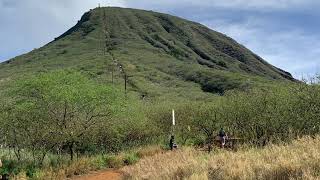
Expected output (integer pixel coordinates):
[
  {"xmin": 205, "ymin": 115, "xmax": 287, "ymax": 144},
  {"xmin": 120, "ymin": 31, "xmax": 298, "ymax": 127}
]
[
  {"xmin": 170, "ymin": 135, "xmax": 174, "ymax": 150},
  {"xmin": 169, "ymin": 135, "xmax": 177, "ymax": 150},
  {"xmin": 218, "ymin": 128, "xmax": 228, "ymax": 148}
]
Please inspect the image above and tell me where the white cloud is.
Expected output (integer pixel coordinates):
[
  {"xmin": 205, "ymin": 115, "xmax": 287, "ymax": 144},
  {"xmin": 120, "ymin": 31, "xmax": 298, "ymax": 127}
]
[
  {"xmin": 206, "ymin": 0, "xmax": 316, "ymax": 9},
  {"xmin": 201, "ymin": 17, "xmax": 320, "ymax": 78},
  {"xmin": 124, "ymin": 0, "xmax": 319, "ymax": 11},
  {"xmin": 0, "ymin": 0, "xmax": 126, "ymax": 61}
]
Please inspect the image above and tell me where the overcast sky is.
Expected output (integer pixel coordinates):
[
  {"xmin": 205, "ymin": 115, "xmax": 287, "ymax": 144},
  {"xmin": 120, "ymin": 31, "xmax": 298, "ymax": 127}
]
[{"xmin": 1, "ymin": 0, "xmax": 320, "ymax": 78}]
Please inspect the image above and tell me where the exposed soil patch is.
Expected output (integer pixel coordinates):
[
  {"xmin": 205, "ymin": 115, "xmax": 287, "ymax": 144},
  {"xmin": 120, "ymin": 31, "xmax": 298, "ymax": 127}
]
[{"xmin": 71, "ymin": 169, "xmax": 122, "ymax": 180}]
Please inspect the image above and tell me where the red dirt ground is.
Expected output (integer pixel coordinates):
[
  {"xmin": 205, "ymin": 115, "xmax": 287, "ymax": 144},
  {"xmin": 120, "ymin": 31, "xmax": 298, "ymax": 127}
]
[{"xmin": 72, "ymin": 169, "xmax": 122, "ymax": 180}]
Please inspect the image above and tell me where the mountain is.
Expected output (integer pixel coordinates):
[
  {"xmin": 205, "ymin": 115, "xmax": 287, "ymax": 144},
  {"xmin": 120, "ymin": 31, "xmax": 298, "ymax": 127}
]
[{"xmin": 0, "ymin": 7, "xmax": 295, "ymax": 100}]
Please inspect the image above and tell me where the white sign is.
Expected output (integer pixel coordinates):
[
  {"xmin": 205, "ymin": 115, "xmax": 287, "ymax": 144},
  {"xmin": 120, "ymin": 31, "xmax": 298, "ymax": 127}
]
[{"xmin": 172, "ymin": 109, "xmax": 175, "ymax": 126}]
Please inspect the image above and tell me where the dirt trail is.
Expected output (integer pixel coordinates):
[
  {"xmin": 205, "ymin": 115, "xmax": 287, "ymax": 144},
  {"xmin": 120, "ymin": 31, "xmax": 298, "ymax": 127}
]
[{"xmin": 72, "ymin": 169, "xmax": 122, "ymax": 180}]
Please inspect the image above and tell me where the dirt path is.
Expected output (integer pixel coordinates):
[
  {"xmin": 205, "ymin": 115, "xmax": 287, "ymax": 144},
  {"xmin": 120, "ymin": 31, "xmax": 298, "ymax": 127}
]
[{"xmin": 72, "ymin": 169, "xmax": 122, "ymax": 180}]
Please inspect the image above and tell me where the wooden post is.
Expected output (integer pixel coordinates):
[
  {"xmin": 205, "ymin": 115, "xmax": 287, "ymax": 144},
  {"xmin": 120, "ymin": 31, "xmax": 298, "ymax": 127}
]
[
  {"xmin": 125, "ymin": 74, "xmax": 127, "ymax": 95},
  {"xmin": 103, "ymin": 9, "xmax": 107, "ymax": 56},
  {"xmin": 99, "ymin": 5, "xmax": 104, "ymax": 55},
  {"xmin": 112, "ymin": 65, "xmax": 114, "ymax": 84},
  {"xmin": 123, "ymin": 74, "xmax": 133, "ymax": 96}
]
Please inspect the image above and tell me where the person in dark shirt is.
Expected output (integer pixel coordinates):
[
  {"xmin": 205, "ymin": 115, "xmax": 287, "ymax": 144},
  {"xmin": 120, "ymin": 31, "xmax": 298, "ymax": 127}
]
[
  {"xmin": 169, "ymin": 135, "xmax": 175, "ymax": 150},
  {"xmin": 219, "ymin": 128, "xmax": 226, "ymax": 137},
  {"xmin": 218, "ymin": 128, "xmax": 227, "ymax": 148}
]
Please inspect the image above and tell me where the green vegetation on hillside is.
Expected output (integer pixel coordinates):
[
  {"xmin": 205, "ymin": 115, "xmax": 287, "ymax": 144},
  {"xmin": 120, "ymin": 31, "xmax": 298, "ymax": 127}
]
[
  {"xmin": 0, "ymin": 7, "xmax": 295, "ymax": 100},
  {"xmin": 0, "ymin": 70, "xmax": 318, "ymax": 179}
]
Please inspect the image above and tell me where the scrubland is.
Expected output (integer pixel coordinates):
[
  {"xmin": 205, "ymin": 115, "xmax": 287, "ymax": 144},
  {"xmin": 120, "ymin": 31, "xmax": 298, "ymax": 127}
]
[
  {"xmin": 1, "ymin": 71, "xmax": 320, "ymax": 179},
  {"xmin": 122, "ymin": 136, "xmax": 320, "ymax": 180}
]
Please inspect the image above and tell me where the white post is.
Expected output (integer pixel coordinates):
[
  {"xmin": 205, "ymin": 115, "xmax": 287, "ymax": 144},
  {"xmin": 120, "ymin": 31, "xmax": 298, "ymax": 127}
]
[{"xmin": 172, "ymin": 109, "xmax": 175, "ymax": 126}]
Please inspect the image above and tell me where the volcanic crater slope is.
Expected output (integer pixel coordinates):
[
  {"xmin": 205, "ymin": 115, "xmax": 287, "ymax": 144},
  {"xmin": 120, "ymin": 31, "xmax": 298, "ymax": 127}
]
[{"xmin": 0, "ymin": 7, "xmax": 295, "ymax": 99}]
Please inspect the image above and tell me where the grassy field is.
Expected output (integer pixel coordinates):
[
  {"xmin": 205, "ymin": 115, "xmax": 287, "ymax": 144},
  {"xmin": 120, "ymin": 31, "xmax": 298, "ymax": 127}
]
[{"xmin": 122, "ymin": 136, "xmax": 320, "ymax": 180}]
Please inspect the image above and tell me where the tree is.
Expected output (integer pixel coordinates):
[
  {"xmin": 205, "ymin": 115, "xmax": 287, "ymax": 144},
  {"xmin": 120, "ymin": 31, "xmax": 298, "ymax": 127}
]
[
  {"xmin": 192, "ymin": 102, "xmax": 227, "ymax": 152},
  {"xmin": 3, "ymin": 70, "xmax": 123, "ymax": 161}
]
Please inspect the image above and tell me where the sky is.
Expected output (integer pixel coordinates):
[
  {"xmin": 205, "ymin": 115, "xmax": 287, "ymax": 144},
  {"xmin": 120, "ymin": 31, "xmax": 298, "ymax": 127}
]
[{"xmin": 1, "ymin": 0, "xmax": 320, "ymax": 78}]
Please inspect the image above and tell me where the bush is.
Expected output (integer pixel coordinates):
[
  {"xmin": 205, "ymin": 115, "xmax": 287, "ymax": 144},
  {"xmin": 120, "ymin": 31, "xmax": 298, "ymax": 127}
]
[
  {"xmin": 105, "ymin": 155, "xmax": 124, "ymax": 168},
  {"xmin": 123, "ymin": 153, "xmax": 139, "ymax": 165},
  {"xmin": 217, "ymin": 60, "xmax": 227, "ymax": 68}
]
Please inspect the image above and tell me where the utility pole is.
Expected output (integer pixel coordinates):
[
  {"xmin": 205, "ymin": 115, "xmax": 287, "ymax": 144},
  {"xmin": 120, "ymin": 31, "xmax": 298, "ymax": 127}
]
[
  {"xmin": 125, "ymin": 74, "xmax": 127, "ymax": 95},
  {"xmin": 99, "ymin": 5, "xmax": 104, "ymax": 56},
  {"xmin": 111, "ymin": 59, "xmax": 116, "ymax": 85},
  {"xmin": 124, "ymin": 74, "xmax": 133, "ymax": 96},
  {"xmin": 103, "ymin": 9, "xmax": 107, "ymax": 56},
  {"xmin": 112, "ymin": 65, "xmax": 114, "ymax": 84}
]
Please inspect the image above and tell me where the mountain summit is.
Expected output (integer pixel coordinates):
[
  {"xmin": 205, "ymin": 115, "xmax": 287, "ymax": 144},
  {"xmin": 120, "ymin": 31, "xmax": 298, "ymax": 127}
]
[{"xmin": 0, "ymin": 7, "xmax": 295, "ymax": 99}]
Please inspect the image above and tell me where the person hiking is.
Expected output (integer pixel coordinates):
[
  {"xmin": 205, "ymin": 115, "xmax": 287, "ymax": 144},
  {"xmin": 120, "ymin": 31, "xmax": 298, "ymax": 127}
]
[
  {"xmin": 218, "ymin": 128, "xmax": 227, "ymax": 148},
  {"xmin": 169, "ymin": 135, "xmax": 175, "ymax": 150}
]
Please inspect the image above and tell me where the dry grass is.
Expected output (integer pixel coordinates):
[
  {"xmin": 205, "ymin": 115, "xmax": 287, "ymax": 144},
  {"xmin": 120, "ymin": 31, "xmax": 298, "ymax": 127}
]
[
  {"xmin": 32, "ymin": 157, "xmax": 94, "ymax": 180},
  {"xmin": 122, "ymin": 136, "xmax": 320, "ymax": 180},
  {"xmin": 136, "ymin": 145, "xmax": 164, "ymax": 158},
  {"xmin": 26, "ymin": 146, "xmax": 164, "ymax": 180},
  {"xmin": 122, "ymin": 148, "xmax": 206, "ymax": 179}
]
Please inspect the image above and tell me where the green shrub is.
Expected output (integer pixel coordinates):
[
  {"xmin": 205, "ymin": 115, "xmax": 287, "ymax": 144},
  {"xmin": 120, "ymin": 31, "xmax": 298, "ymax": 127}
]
[
  {"xmin": 105, "ymin": 155, "xmax": 124, "ymax": 168},
  {"xmin": 91, "ymin": 155, "xmax": 108, "ymax": 169},
  {"xmin": 217, "ymin": 60, "xmax": 227, "ymax": 68},
  {"xmin": 123, "ymin": 153, "xmax": 139, "ymax": 165}
]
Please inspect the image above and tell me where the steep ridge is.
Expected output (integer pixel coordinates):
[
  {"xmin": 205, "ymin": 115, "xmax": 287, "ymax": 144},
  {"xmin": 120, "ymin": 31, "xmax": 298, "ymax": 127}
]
[{"xmin": 0, "ymin": 7, "xmax": 295, "ymax": 99}]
